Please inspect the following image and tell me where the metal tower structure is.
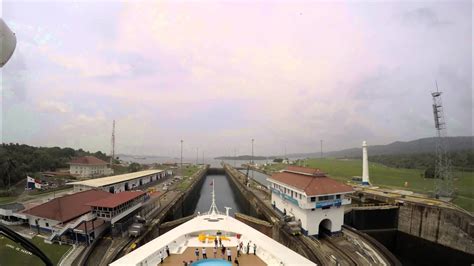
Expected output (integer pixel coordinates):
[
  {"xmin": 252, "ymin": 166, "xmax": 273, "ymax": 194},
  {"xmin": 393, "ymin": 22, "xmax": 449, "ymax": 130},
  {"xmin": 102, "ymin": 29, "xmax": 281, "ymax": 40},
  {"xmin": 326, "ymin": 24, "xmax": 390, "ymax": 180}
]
[
  {"xmin": 431, "ymin": 83, "xmax": 454, "ymax": 197},
  {"xmin": 110, "ymin": 120, "xmax": 115, "ymax": 167}
]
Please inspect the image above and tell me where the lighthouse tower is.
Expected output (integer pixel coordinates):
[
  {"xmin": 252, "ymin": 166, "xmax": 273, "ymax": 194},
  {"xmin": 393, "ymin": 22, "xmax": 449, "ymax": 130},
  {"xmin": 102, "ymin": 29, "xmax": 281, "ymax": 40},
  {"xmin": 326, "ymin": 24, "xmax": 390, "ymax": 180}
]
[{"xmin": 362, "ymin": 141, "xmax": 370, "ymax": 185}]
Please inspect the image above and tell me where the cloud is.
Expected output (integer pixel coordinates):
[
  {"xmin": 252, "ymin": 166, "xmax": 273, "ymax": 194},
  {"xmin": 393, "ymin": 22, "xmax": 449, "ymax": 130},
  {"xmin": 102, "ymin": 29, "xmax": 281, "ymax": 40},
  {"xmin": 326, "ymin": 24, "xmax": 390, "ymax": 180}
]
[
  {"xmin": 402, "ymin": 7, "xmax": 451, "ymax": 28},
  {"xmin": 1, "ymin": 1, "xmax": 471, "ymax": 156},
  {"xmin": 37, "ymin": 100, "xmax": 71, "ymax": 113},
  {"xmin": 47, "ymin": 51, "xmax": 131, "ymax": 78}
]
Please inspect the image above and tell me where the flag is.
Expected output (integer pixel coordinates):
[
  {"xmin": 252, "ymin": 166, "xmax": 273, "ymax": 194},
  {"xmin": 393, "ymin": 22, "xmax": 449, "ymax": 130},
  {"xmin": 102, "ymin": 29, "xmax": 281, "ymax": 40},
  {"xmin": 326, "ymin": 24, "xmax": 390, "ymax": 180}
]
[
  {"xmin": 34, "ymin": 179, "xmax": 42, "ymax": 189},
  {"xmin": 26, "ymin": 176, "xmax": 35, "ymax": 189}
]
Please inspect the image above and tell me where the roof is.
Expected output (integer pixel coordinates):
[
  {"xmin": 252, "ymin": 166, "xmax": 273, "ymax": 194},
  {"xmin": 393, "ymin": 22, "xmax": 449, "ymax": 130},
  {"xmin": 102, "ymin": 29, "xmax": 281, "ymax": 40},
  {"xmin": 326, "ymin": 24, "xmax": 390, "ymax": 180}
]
[
  {"xmin": 269, "ymin": 167, "xmax": 353, "ymax": 196},
  {"xmin": 22, "ymin": 190, "xmax": 112, "ymax": 223},
  {"xmin": 68, "ymin": 170, "xmax": 163, "ymax": 188},
  {"xmin": 87, "ymin": 191, "xmax": 145, "ymax": 208},
  {"xmin": 69, "ymin": 156, "xmax": 108, "ymax": 165}
]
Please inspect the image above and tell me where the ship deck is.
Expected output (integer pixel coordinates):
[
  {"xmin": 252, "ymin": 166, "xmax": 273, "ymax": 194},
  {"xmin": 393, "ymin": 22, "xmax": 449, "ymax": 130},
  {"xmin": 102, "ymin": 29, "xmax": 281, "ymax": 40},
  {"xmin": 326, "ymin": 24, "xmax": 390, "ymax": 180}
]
[{"xmin": 162, "ymin": 246, "xmax": 266, "ymax": 265}]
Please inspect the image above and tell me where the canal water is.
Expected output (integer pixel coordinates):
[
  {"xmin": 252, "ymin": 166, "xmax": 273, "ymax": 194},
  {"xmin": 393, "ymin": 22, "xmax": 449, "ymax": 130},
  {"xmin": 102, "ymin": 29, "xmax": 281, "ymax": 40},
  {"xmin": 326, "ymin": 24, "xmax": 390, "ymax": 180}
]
[{"xmin": 193, "ymin": 174, "xmax": 243, "ymax": 217}]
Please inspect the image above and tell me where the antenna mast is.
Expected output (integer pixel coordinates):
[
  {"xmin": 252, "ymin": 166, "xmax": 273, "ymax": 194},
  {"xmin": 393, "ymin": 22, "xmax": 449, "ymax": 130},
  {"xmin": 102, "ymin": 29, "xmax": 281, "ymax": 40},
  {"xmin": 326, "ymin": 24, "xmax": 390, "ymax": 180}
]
[
  {"xmin": 208, "ymin": 179, "xmax": 220, "ymax": 215},
  {"xmin": 110, "ymin": 120, "xmax": 115, "ymax": 167},
  {"xmin": 431, "ymin": 82, "xmax": 454, "ymax": 198}
]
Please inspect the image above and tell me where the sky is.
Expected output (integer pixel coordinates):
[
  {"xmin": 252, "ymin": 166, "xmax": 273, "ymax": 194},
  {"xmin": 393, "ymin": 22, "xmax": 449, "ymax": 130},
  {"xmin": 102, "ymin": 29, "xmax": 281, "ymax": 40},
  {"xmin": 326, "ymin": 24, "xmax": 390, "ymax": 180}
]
[{"xmin": 0, "ymin": 0, "xmax": 472, "ymax": 157}]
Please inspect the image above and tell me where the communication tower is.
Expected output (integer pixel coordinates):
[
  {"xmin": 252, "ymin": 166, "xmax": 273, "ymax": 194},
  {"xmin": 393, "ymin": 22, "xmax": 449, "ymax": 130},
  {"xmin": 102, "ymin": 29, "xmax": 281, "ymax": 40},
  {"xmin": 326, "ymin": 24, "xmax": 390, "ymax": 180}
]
[{"xmin": 431, "ymin": 83, "xmax": 454, "ymax": 198}]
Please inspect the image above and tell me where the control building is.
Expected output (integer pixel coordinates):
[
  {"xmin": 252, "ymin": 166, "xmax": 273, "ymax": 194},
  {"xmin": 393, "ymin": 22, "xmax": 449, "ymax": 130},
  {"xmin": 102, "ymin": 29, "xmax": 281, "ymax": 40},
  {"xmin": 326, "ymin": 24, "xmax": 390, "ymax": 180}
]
[{"xmin": 267, "ymin": 166, "xmax": 353, "ymax": 236}]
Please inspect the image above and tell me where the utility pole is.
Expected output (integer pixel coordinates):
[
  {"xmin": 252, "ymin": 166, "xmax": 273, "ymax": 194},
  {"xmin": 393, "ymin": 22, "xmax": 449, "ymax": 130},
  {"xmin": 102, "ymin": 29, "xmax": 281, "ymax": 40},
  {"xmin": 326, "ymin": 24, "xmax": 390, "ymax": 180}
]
[
  {"xmin": 110, "ymin": 120, "xmax": 115, "ymax": 167},
  {"xmin": 180, "ymin": 140, "xmax": 183, "ymax": 173},
  {"xmin": 251, "ymin": 139, "xmax": 255, "ymax": 179},
  {"xmin": 234, "ymin": 148, "xmax": 237, "ymax": 167},
  {"xmin": 320, "ymin": 139, "xmax": 323, "ymax": 159},
  {"xmin": 251, "ymin": 139, "xmax": 254, "ymax": 165},
  {"xmin": 196, "ymin": 147, "xmax": 199, "ymax": 165}
]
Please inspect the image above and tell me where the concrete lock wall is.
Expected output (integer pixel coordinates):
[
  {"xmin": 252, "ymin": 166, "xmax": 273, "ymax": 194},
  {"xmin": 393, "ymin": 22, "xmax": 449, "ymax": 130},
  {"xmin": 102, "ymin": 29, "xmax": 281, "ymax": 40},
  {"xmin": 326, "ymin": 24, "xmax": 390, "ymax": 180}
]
[{"xmin": 398, "ymin": 202, "xmax": 474, "ymax": 254}]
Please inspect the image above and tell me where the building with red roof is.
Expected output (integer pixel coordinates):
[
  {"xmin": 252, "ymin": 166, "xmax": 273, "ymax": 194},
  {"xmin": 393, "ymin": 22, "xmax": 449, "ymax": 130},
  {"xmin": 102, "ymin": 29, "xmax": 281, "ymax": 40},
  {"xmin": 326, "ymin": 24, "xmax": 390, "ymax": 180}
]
[
  {"xmin": 267, "ymin": 166, "xmax": 354, "ymax": 236},
  {"xmin": 22, "ymin": 189, "xmax": 112, "ymax": 230},
  {"xmin": 21, "ymin": 189, "xmax": 148, "ymax": 243},
  {"xmin": 69, "ymin": 155, "xmax": 113, "ymax": 178},
  {"xmin": 87, "ymin": 191, "xmax": 147, "ymax": 224}
]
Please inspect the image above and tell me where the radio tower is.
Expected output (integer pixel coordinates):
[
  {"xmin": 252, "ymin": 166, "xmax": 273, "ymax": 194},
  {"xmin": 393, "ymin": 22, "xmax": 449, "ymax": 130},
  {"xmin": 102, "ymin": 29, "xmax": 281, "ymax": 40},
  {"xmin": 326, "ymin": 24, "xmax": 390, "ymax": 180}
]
[
  {"xmin": 110, "ymin": 120, "xmax": 115, "ymax": 167},
  {"xmin": 431, "ymin": 83, "xmax": 454, "ymax": 198}
]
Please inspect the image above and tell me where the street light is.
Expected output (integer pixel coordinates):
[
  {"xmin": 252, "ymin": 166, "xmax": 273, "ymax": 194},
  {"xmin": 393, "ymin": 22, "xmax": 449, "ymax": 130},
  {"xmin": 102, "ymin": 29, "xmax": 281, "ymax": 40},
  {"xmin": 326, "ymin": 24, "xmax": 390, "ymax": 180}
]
[{"xmin": 180, "ymin": 140, "xmax": 183, "ymax": 171}]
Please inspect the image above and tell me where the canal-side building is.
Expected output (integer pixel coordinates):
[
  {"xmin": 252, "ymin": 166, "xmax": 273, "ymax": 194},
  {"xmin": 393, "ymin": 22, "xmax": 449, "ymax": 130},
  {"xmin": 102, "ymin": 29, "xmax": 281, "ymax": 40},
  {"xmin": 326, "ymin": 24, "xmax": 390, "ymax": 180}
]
[
  {"xmin": 87, "ymin": 191, "xmax": 147, "ymax": 224},
  {"xmin": 267, "ymin": 166, "xmax": 353, "ymax": 236},
  {"xmin": 20, "ymin": 189, "xmax": 149, "ymax": 243},
  {"xmin": 68, "ymin": 156, "xmax": 113, "ymax": 178},
  {"xmin": 68, "ymin": 170, "xmax": 167, "ymax": 193}
]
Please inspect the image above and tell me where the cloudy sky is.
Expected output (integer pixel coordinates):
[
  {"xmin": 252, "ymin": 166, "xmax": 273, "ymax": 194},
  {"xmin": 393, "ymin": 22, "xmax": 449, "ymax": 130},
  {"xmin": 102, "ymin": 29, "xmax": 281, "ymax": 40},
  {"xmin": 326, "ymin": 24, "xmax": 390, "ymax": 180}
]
[{"xmin": 1, "ymin": 1, "xmax": 472, "ymax": 157}]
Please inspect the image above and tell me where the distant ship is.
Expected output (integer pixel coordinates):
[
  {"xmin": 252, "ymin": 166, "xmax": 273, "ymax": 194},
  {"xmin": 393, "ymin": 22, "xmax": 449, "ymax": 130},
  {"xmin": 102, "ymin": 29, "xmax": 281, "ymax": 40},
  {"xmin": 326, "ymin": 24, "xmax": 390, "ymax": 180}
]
[{"xmin": 111, "ymin": 179, "xmax": 315, "ymax": 266}]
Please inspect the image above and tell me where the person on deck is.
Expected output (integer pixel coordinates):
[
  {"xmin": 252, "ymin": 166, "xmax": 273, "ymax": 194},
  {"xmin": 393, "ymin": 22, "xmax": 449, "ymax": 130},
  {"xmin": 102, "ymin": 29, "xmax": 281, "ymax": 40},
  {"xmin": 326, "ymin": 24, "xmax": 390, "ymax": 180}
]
[
  {"xmin": 213, "ymin": 246, "xmax": 217, "ymax": 258},
  {"xmin": 195, "ymin": 248, "xmax": 200, "ymax": 260},
  {"xmin": 236, "ymin": 245, "xmax": 240, "ymax": 257},
  {"xmin": 166, "ymin": 245, "xmax": 170, "ymax": 257},
  {"xmin": 226, "ymin": 247, "xmax": 232, "ymax": 261},
  {"xmin": 246, "ymin": 242, "xmax": 250, "ymax": 254},
  {"xmin": 159, "ymin": 251, "xmax": 163, "ymax": 264},
  {"xmin": 202, "ymin": 247, "xmax": 207, "ymax": 259},
  {"xmin": 234, "ymin": 258, "xmax": 240, "ymax": 266},
  {"xmin": 221, "ymin": 245, "xmax": 226, "ymax": 258},
  {"xmin": 253, "ymin": 243, "xmax": 257, "ymax": 255}
]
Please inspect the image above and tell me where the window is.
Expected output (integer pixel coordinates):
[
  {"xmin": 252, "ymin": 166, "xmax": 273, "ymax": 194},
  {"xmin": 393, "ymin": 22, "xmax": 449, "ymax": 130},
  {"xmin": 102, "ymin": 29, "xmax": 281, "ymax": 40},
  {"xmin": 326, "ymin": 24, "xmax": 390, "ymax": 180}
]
[
  {"xmin": 319, "ymin": 195, "xmax": 332, "ymax": 201},
  {"xmin": 310, "ymin": 197, "xmax": 316, "ymax": 202},
  {"xmin": 45, "ymin": 222, "xmax": 49, "ymax": 227},
  {"xmin": 336, "ymin": 195, "xmax": 341, "ymax": 199},
  {"xmin": 299, "ymin": 194, "xmax": 302, "ymax": 199}
]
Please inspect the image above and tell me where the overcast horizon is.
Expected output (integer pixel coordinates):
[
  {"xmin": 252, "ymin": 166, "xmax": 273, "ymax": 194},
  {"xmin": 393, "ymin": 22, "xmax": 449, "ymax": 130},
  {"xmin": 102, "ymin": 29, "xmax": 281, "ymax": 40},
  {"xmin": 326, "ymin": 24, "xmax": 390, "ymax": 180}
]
[{"xmin": 1, "ymin": 1, "xmax": 472, "ymax": 158}]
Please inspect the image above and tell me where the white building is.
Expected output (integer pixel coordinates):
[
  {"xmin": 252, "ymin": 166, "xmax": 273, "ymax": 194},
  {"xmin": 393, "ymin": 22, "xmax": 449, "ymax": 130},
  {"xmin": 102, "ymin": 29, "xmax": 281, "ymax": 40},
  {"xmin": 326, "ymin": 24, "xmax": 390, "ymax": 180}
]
[
  {"xmin": 267, "ymin": 166, "xmax": 353, "ymax": 236},
  {"xmin": 69, "ymin": 156, "xmax": 113, "ymax": 178},
  {"xmin": 68, "ymin": 170, "xmax": 167, "ymax": 193}
]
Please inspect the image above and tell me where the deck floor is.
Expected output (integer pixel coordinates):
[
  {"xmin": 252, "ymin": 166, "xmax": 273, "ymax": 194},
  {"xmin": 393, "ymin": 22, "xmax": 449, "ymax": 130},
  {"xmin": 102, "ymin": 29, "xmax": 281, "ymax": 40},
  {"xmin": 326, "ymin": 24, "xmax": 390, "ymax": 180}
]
[{"xmin": 162, "ymin": 247, "xmax": 266, "ymax": 265}]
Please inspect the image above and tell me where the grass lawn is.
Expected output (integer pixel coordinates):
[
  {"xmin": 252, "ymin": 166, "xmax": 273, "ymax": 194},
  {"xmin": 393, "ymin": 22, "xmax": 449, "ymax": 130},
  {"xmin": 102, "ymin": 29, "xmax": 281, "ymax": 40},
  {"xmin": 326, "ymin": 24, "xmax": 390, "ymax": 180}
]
[
  {"xmin": 264, "ymin": 158, "xmax": 473, "ymax": 212},
  {"xmin": 0, "ymin": 196, "xmax": 17, "ymax": 205},
  {"xmin": 175, "ymin": 165, "xmax": 202, "ymax": 191},
  {"xmin": 0, "ymin": 235, "xmax": 71, "ymax": 266},
  {"xmin": 182, "ymin": 165, "xmax": 200, "ymax": 177}
]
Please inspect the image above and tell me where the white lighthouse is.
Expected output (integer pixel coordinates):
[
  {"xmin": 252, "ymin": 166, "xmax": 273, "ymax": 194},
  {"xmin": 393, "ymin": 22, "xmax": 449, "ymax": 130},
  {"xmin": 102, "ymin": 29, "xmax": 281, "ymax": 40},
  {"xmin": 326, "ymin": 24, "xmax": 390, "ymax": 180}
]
[{"xmin": 362, "ymin": 141, "xmax": 370, "ymax": 185}]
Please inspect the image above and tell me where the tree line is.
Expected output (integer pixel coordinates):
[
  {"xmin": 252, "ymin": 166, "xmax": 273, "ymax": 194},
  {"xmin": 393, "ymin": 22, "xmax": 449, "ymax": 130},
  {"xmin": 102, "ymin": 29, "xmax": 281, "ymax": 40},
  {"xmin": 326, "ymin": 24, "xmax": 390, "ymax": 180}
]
[
  {"xmin": 368, "ymin": 149, "xmax": 474, "ymax": 173},
  {"xmin": 0, "ymin": 143, "xmax": 111, "ymax": 190}
]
